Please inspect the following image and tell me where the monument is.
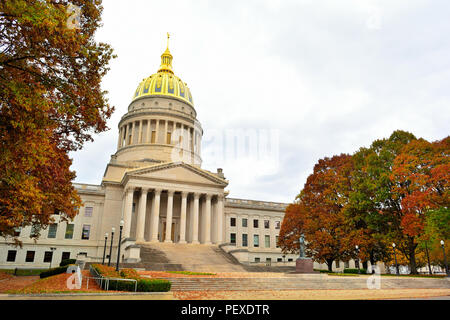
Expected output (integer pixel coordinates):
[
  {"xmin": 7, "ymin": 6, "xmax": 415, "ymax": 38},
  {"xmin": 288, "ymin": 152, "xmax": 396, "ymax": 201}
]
[{"xmin": 295, "ymin": 234, "xmax": 316, "ymax": 273}]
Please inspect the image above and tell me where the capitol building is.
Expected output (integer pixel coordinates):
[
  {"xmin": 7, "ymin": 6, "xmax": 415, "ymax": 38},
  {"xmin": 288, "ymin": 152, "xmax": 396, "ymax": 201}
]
[{"xmin": 0, "ymin": 40, "xmax": 354, "ymax": 272}]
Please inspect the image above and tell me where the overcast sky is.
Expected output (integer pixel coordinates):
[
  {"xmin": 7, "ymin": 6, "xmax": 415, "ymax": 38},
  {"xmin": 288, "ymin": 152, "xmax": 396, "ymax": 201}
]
[{"xmin": 70, "ymin": 0, "xmax": 450, "ymax": 204}]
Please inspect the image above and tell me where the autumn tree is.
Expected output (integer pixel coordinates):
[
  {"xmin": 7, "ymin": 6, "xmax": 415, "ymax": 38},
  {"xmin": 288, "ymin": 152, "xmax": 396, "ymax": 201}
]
[
  {"xmin": 279, "ymin": 154, "xmax": 355, "ymax": 272},
  {"xmin": 277, "ymin": 202, "xmax": 306, "ymax": 253},
  {"xmin": 0, "ymin": 0, "xmax": 115, "ymax": 243},
  {"xmin": 389, "ymin": 136, "xmax": 449, "ymax": 273}
]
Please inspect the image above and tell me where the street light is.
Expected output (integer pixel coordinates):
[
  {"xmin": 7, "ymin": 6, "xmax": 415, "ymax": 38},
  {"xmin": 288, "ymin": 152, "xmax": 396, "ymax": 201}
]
[
  {"xmin": 116, "ymin": 220, "xmax": 124, "ymax": 272},
  {"xmin": 392, "ymin": 243, "xmax": 400, "ymax": 275},
  {"xmin": 108, "ymin": 227, "xmax": 115, "ymax": 266},
  {"xmin": 102, "ymin": 233, "xmax": 108, "ymax": 265},
  {"xmin": 441, "ymin": 240, "xmax": 449, "ymax": 276},
  {"xmin": 49, "ymin": 247, "xmax": 56, "ymax": 269},
  {"xmin": 355, "ymin": 245, "xmax": 360, "ymax": 274}
]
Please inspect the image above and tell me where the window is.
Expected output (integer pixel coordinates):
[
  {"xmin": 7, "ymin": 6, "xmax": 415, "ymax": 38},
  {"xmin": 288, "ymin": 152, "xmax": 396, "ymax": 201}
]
[
  {"xmin": 44, "ymin": 251, "xmax": 53, "ymax": 263},
  {"xmin": 266, "ymin": 258, "xmax": 272, "ymax": 262},
  {"xmin": 336, "ymin": 260, "xmax": 340, "ymax": 268},
  {"xmin": 84, "ymin": 207, "xmax": 93, "ymax": 217},
  {"xmin": 288, "ymin": 258, "xmax": 293, "ymax": 262},
  {"xmin": 61, "ymin": 252, "xmax": 70, "ymax": 262},
  {"xmin": 48, "ymin": 224, "xmax": 57, "ymax": 239},
  {"xmin": 230, "ymin": 218, "xmax": 236, "ymax": 227},
  {"xmin": 253, "ymin": 234, "xmax": 259, "ymax": 247},
  {"xmin": 344, "ymin": 261, "xmax": 350, "ymax": 268},
  {"xmin": 254, "ymin": 257, "xmax": 260, "ymax": 263},
  {"xmin": 275, "ymin": 221, "xmax": 281, "ymax": 229},
  {"xmin": 151, "ymin": 131, "xmax": 156, "ymax": 143},
  {"xmin": 7, "ymin": 250, "xmax": 16, "ymax": 262},
  {"xmin": 230, "ymin": 233, "xmax": 236, "ymax": 244},
  {"xmin": 277, "ymin": 258, "xmax": 282, "ymax": 262},
  {"xmin": 276, "ymin": 236, "xmax": 280, "ymax": 248},
  {"xmin": 253, "ymin": 219, "xmax": 259, "ymax": 228},
  {"xmin": 166, "ymin": 132, "xmax": 172, "ymax": 144},
  {"xmin": 264, "ymin": 220, "xmax": 270, "ymax": 229},
  {"xmin": 25, "ymin": 251, "xmax": 35, "ymax": 263},
  {"xmin": 81, "ymin": 225, "xmax": 91, "ymax": 240},
  {"xmin": 265, "ymin": 235, "xmax": 270, "ymax": 248},
  {"xmin": 65, "ymin": 224, "xmax": 74, "ymax": 239},
  {"xmin": 242, "ymin": 234, "xmax": 248, "ymax": 247},
  {"xmin": 242, "ymin": 218, "xmax": 247, "ymax": 228}
]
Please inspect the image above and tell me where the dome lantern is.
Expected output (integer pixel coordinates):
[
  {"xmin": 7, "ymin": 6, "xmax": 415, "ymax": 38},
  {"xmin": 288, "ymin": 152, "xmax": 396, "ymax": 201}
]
[{"xmin": 132, "ymin": 33, "xmax": 194, "ymax": 106}]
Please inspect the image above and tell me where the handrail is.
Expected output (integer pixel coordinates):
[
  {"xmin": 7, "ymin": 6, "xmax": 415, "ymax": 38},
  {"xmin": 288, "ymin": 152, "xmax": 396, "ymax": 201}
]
[{"xmin": 89, "ymin": 265, "xmax": 138, "ymax": 292}]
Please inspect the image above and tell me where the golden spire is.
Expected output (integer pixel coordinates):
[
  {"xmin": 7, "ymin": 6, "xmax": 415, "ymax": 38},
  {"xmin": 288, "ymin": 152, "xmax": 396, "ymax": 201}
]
[{"xmin": 158, "ymin": 32, "xmax": 173, "ymax": 73}]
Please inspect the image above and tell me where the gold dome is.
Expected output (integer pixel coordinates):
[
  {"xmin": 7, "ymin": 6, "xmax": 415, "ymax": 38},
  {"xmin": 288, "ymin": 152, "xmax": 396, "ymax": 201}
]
[{"xmin": 132, "ymin": 34, "xmax": 193, "ymax": 106}]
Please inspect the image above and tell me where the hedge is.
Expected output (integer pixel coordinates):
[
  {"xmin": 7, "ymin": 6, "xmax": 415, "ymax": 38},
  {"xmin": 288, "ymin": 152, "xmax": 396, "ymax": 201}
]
[
  {"xmin": 343, "ymin": 268, "xmax": 367, "ymax": 274},
  {"xmin": 40, "ymin": 266, "xmax": 68, "ymax": 279},
  {"xmin": 91, "ymin": 264, "xmax": 171, "ymax": 292},
  {"xmin": 60, "ymin": 259, "xmax": 77, "ymax": 267}
]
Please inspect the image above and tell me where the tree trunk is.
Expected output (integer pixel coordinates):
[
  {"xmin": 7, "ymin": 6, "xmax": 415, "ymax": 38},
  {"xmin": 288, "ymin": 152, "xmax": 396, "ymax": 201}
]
[
  {"xmin": 362, "ymin": 261, "xmax": 368, "ymax": 270},
  {"xmin": 326, "ymin": 259, "xmax": 334, "ymax": 272},
  {"xmin": 408, "ymin": 239, "xmax": 418, "ymax": 274}
]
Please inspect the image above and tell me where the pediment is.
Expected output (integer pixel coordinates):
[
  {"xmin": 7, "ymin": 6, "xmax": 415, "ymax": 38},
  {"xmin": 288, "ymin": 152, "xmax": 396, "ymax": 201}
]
[{"xmin": 125, "ymin": 162, "xmax": 227, "ymax": 187}]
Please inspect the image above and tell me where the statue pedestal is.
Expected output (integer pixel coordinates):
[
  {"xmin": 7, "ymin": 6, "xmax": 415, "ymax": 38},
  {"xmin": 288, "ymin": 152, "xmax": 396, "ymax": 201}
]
[{"xmin": 295, "ymin": 258, "xmax": 316, "ymax": 274}]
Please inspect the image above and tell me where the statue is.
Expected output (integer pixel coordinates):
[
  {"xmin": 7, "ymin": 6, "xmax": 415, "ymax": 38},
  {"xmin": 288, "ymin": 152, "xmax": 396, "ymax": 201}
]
[
  {"xmin": 295, "ymin": 233, "xmax": 317, "ymax": 274},
  {"xmin": 299, "ymin": 234, "xmax": 306, "ymax": 258}
]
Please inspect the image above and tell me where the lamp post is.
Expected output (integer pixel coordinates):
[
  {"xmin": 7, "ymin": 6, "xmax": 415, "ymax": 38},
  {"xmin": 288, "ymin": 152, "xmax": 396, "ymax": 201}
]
[
  {"xmin": 116, "ymin": 220, "xmax": 124, "ymax": 272},
  {"xmin": 102, "ymin": 233, "xmax": 108, "ymax": 265},
  {"xmin": 108, "ymin": 227, "xmax": 115, "ymax": 266},
  {"xmin": 441, "ymin": 240, "xmax": 449, "ymax": 276},
  {"xmin": 425, "ymin": 241, "xmax": 432, "ymax": 275},
  {"xmin": 49, "ymin": 247, "xmax": 56, "ymax": 269},
  {"xmin": 355, "ymin": 245, "xmax": 360, "ymax": 274},
  {"xmin": 392, "ymin": 243, "xmax": 399, "ymax": 275}
]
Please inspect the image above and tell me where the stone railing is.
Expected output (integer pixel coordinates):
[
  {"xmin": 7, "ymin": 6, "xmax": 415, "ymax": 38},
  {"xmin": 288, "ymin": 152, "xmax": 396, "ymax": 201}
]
[{"xmin": 225, "ymin": 198, "xmax": 288, "ymax": 210}]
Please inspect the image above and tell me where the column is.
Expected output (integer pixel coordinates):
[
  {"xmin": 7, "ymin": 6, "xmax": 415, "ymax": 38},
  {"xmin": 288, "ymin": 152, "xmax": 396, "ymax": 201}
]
[
  {"xmin": 122, "ymin": 187, "xmax": 134, "ymax": 239},
  {"xmin": 150, "ymin": 189, "xmax": 162, "ymax": 242},
  {"xmin": 146, "ymin": 119, "xmax": 151, "ymax": 143},
  {"xmin": 191, "ymin": 193, "xmax": 200, "ymax": 244},
  {"xmin": 130, "ymin": 121, "xmax": 135, "ymax": 145},
  {"xmin": 216, "ymin": 195, "xmax": 224, "ymax": 244},
  {"xmin": 203, "ymin": 194, "xmax": 212, "ymax": 244},
  {"xmin": 155, "ymin": 120, "xmax": 160, "ymax": 143},
  {"xmin": 136, "ymin": 188, "xmax": 148, "ymax": 242},
  {"xmin": 138, "ymin": 120, "xmax": 142, "ymax": 143},
  {"xmin": 117, "ymin": 127, "xmax": 122, "ymax": 149},
  {"xmin": 179, "ymin": 192, "xmax": 188, "ymax": 244},
  {"xmin": 164, "ymin": 190, "xmax": 174, "ymax": 243},
  {"xmin": 164, "ymin": 120, "xmax": 168, "ymax": 144}
]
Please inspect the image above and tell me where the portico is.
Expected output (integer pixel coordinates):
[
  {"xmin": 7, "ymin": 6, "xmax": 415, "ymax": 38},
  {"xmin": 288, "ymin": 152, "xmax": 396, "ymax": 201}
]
[{"xmin": 118, "ymin": 162, "xmax": 227, "ymax": 245}]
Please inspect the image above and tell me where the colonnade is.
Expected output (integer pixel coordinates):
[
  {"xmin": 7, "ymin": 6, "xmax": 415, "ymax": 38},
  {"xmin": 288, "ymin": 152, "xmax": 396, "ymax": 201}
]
[
  {"xmin": 121, "ymin": 187, "xmax": 224, "ymax": 244},
  {"xmin": 117, "ymin": 119, "xmax": 201, "ymax": 155}
]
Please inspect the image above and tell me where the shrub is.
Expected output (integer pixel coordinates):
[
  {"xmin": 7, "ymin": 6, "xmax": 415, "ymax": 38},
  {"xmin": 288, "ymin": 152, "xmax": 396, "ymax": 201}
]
[
  {"xmin": 120, "ymin": 268, "xmax": 140, "ymax": 279},
  {"xmin": 137, "ymin": 278, "xmax": 171, "ymax": 292},
  {"xmin": 60, "ymin": 259, "xmax": 77, "ymax": 267},
  {"xmin": 91, "ymin": 264, "xmax": 171, "ymax": 292},
  {"xmin": 40, "ymin": 266, "xmax": 68, "ymax": 279},
  {"xmin": 343, "ymin": 268, "xmax": 367, "ymax": 274}
]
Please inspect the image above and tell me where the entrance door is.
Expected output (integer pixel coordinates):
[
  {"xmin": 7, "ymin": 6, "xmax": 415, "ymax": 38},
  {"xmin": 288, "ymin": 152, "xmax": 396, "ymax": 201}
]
[{"xmin": 162, "ymin": 222, "xmax": 176, "ymax": 242}]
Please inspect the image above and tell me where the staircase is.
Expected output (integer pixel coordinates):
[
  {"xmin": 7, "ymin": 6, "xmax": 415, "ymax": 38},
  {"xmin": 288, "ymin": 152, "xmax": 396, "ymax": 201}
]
[
  {"xmin": 138, "ymin": 242, "xmax": 246, "ymax": 272},
  {"xmin": 146, "ymin": 276, "xmax": 330, "ymax": 291}
]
